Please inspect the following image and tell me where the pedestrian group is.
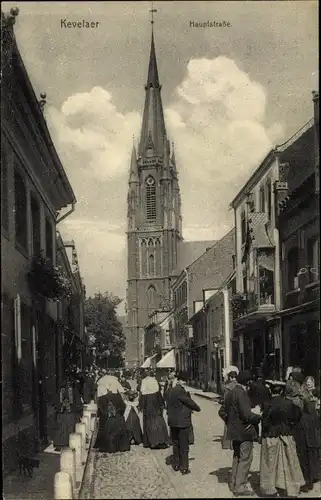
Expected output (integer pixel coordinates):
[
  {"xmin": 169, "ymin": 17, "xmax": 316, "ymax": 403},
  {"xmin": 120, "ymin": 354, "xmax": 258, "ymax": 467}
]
[
  {"xmin": 218, "ymin": 366, "xmax": 320, "ymax": 497},
  {"xmin": 54, "ymin": 364, "xmax": 320, "ymax": 497}
]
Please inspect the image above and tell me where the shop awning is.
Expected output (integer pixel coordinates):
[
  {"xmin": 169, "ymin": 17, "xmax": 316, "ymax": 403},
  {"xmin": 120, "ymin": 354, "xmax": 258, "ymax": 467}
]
[
  {"xmin": 156, "ymin": 349, "xmax": 175, "ymax": 369},
  {"xmin": 140, "ymin": 353, "xmax": 157, "ymax": 369}
]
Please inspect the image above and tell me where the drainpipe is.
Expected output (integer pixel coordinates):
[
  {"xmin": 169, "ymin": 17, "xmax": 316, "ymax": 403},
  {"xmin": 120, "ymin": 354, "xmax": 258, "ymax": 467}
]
[
  {"xmin": 223, "ymin": 288, "xmax": 231, "ymax": 367},
  {"xmin": 56, "ymin": 202, "xmax": 76, "ymax": 224},
  {"xmin": 184, "ymin": 268, "xmax": 188, "ymax": 371}
]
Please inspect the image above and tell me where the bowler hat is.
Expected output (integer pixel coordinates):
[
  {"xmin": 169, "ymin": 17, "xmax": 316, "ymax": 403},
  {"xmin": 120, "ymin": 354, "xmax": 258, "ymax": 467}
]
[
  {"xmin": 177, "ymin": 371, "xmax": 188, "ymax": 382},
  {"xmin": 236, "ymin": 370, "xmax": 252, "ymax": 385}
]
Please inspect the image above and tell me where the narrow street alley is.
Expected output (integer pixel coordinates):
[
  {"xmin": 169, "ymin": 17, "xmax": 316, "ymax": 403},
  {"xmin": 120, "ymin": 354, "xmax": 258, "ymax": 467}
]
[{"xmin": 82, "ymin": 393, "xmax": 321, "ymax": 499}]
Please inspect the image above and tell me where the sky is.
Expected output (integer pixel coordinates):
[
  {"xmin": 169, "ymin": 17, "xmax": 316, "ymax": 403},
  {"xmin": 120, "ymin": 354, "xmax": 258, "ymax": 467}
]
[{"xmin": 3, "ymin": 1, "xmax": 318, "ymax": 315}]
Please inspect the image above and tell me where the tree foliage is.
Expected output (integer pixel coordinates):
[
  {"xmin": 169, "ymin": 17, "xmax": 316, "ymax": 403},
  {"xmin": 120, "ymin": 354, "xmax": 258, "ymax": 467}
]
[{"xmin": 84, "ymin": 292, "xmax": 126, "ymax": 368}]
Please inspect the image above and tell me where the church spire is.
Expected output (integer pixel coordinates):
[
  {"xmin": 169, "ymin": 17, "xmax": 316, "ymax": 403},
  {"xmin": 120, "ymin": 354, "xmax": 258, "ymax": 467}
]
[
  {"xmin": 146, "ymin": 30, "xmax": 160, "ymax": 89},
  {"xmin": 129, "ymin": 144, "xmax": 139, "ymax": 183},
  {"xmin": 138, "ymin": 23, "xmax": 166, "ymax": 158}
]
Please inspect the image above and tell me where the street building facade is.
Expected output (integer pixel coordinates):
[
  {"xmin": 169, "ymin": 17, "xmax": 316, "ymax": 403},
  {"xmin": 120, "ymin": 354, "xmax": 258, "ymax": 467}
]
[
  {"xmin": 56, "ymin": 234, "xmax": 86, "ymax": 379},
  {"xmin": 173, "ymin": 229, "xmax": 235, "ymax": 378},
  {"xmin": 1, "ymin": 10, "xmax": 77, "ymax": 473},
  {"xmin": 230, "ymin": 93, "xmax": 319, "ymax": 380},
  {"xmin": 230, "ymin": 144, "xmax": 286, "ymax": 377},
  {"xmin": 203, "ymin": 271, "xmax": 236, "ymax": 394},
  {"xmin": 278, "ymin": 92, "xmax": 319, "ymax": 381}
]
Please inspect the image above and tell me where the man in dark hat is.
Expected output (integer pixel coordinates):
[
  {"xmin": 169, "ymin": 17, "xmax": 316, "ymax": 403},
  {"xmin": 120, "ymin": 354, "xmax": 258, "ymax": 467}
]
[
  {"xmin": 166, "ymin": 371, "xmax": 201, "ymax": 475},
  {"xmin": 248, "ymin": 368, "xmax": 270, "ymax": 410},
  {"xmin": 222, "ymin": 370, "xmax": 261, "ymax": 496},
  {"xmin": 164, "ymin": 370, "xmax": 177, "ymax": 408}
]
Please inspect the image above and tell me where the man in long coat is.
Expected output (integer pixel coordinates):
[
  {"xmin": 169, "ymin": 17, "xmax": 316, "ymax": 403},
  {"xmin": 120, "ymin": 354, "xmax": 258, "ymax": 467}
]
[
  {"xmin": 220, "ymin": 370, "xmax": 261, "ymax": 496},
  {"xmin": 167, "ymin": 371, "xmax": 201, "ymax": 475}
]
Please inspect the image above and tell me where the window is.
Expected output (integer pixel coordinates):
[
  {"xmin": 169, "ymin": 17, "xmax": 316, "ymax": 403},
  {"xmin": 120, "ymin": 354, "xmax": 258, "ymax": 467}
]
[
  {"xmin": 19, "ymin": 302, "xmax": 33, "ymax": 414},
  {"xmin": 1, "ymin": 146, "xmax": 9, "ymax": 231},
  {"xmin": 241, "ymin": 210, "xmax": 246, "ymax": 245},
  {"xmin": 266, "ymin": 179, "xmax": 272, "ymax": 220},
  {"xmin": 147, "ymin": 286, "xmax": 156, "ymax": 310},
  {"xmin": 145, "ymin": 176, "xmax": 156, "ymax": 221},
  {"xmin": 155, "ymin": 238, "xmax": 161, "ymax": 275},
  {"xmin": 148, "ymin": 254, "xmax": 155, "ymax": 275},
  {"xmin": 31, "ymin": 195, "xmax": 41, "ymax": 255},
  {"xmin": 2, "ymin": 293, "xmax": 15, "ymax": 422},
  {"xmin": 246, "ymin": 193, "xmax": 255, "ymax": 213},
  {"xmin": 307, "ymin": 237, "xmax": 319, "ymax": 282},
  {"xmin": 140, "ymin": 239, "xmax": 147, "ymax": 276},
  {"xmin": 243, "ymin": 274, "xmax": 247, "ymax": 294},
  {"xmin": 259, "ymin": 186, "xmax": 265, "ymax": 212},
  {"xmin": 45, "ymin": 218, "xmax": 53, "ymax": 261},
  {"xmin": 14, "ymin": 169, "xmax": 28, "ymax": 250},
  {"xmin": 287, "ymin": 247, "xmax": 299, "ymax": 290}
]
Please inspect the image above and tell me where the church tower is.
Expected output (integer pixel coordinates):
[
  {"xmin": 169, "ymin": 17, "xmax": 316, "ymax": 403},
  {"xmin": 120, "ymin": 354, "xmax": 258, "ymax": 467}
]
[{"xmin": 126, "ymin": 27, "xmax": 183, "ymax": 367}]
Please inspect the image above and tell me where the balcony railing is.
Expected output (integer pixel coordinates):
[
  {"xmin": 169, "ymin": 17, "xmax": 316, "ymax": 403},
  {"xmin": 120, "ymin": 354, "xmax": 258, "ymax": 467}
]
[{"xmin": 232, "ymin": 290, "xmax": 275, "ymax": 320}]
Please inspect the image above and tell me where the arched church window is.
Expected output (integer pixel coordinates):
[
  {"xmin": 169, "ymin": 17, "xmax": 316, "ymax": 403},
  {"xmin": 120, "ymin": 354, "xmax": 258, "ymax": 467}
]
[
  {"xmin": 141, "ymin": 239, "xmax": 147, "ymax": 276},
  {"xmin": 147, "ymin": 285, "xmax": 157, "ymax": 309},
  {"xmin": 145, "ymin": 176, "xmax": 156, "ymax": 221},
  {"xmin": 155, "ymin": 238, "xmax": 162, "ymax": 275},
  {"xmin": 148, "ymin": 254, "xmax": 155, "ymax": 275}
]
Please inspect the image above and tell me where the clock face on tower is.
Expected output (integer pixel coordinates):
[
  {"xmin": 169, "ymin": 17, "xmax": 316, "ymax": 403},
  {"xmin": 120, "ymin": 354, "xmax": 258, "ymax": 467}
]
[{"xmin": 146, "ymin": 176, "xmax": 155, "ymax": 186}]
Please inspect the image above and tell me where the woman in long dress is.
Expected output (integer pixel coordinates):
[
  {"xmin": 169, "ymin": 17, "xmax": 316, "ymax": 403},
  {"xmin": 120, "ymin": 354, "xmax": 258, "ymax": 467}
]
[
  {"xmin": 53, "ymin": 383, "xmax": 77, "ymax": 451},
  {"xmin": 260, "ymin": 381, "xmax": 304, "ymax": 497},
  {"xmin": 124, "ymin": 390, "xmax": 143, "ymax": 446},
  {"xmin": 139, "ymin": 371, "xmax": 169, "ymax": 449},
  {"xmin": 83, "ymin": 370, "xmax": 96, "ymax": 404},
  {"xmin": 94, "ymin": 377, "xmax": 130, "ymax": 453},
  {"xmin": 296, "ymin": 376, "xmax": 321, "ymax": 491}
]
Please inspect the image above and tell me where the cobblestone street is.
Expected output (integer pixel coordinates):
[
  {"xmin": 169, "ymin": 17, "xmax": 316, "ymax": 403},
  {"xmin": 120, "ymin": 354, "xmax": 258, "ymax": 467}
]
[{"xmin": 85, "ymin": 393, "xmax": 321, "ymax": 499}]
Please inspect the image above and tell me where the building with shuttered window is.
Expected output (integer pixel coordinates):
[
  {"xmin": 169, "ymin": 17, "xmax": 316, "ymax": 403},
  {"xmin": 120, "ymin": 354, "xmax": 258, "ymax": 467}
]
[{"xmin": 1, "ymin": 10, "xmax": 76, "ymax": 473}]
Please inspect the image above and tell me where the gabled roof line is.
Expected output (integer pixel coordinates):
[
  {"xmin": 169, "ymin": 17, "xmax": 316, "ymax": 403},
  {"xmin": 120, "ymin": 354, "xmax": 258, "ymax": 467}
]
[{"xmin": 186, "ymin": 228, "xmax": 234, "ymax": 272}]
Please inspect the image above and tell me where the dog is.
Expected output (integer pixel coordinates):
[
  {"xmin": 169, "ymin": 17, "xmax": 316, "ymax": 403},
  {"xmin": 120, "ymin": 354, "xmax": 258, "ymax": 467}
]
[{"xmin": 18, "ymin": 455, "xmax": 40, "ymax": 478}]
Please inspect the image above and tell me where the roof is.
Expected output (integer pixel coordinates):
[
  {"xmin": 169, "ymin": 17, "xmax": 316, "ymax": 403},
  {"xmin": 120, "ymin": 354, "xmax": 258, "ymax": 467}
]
[
  {"xmin": 138, "ymin": 29, "xmax": 166, "ymax": 158},
  {"xmin": 4, "ymin": 12, "xmax": 76, "ymax": 209},
  {"xmin": 230, "ymin": 118, "xmax": 314, "ymax": 209},
  {"xmin": 175, "ymin": 240, "xmax": 217, "ymax": 273},
  {"xmin": 187, "ymin": 229, "xmax": 236, "ymax": 310},
  {"xmin": 247, "ymin": 213, "xmax": 274, "ymax": 248},
  {"xmin": 276, "ymin": 118, "xmax": 314, "ymax": 153}
]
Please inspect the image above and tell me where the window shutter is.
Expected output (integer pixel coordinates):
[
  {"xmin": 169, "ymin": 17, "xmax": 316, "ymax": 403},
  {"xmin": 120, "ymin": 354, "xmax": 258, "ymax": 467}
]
[{"xmin": 14, "ymin": 294, "xmax": 22, "ymax": 361}]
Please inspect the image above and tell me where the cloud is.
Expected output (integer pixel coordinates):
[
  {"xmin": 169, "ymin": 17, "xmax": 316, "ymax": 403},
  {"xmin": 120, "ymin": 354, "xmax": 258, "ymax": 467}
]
[
  {"xmin": 164, "ymin": 56, "xmax": 285, "ymax": 232},
  {"xmin": 60, "ymin": 219, "xmax": 126, "ymax": 302},
  {"xmin": 49, "ymin": 56, "xmax": 285, "ymax": 305},
  {"xmin": 46, "ymin": 86, "xmax": 141, "ymax": 181}
]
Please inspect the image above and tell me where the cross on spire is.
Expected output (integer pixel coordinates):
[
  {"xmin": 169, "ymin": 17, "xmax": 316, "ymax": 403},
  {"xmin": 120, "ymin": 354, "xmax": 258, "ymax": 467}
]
[{"xmin": 149, "ymin": 2, "xmax": 157, "ymax": 25}]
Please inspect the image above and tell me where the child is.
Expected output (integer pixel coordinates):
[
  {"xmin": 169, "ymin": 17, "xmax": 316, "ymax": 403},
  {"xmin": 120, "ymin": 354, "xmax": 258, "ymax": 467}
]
[{"xmin": 124, "ymin": 390, "xmax": 143, "ymax": 446}]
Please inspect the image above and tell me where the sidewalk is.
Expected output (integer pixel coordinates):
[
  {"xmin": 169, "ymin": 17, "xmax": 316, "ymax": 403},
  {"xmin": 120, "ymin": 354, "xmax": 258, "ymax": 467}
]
[
  {"xmin": 3, "ymin": 415, "xmax": 97, "ymax": 500},
  {"xmin": 3, "ymin": 446, "xmax": 61, "ymax": 500},
  {"xmin": 186, "ymin": 385, "xmax": 220, "ymax": 402}
]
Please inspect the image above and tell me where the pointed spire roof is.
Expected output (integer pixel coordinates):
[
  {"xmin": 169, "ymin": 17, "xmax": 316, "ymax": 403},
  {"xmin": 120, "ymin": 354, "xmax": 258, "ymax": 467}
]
[
  {"xmin": 138, "ymin": 28, "xmax": 167, "ymax": 158},
  {"xmin": 129, "ymin": 145, "xmax": 139, "ymax": 183},
  {"xmin": 146, "ymin": 30, "xmax": 160, "ymax": 89}
]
